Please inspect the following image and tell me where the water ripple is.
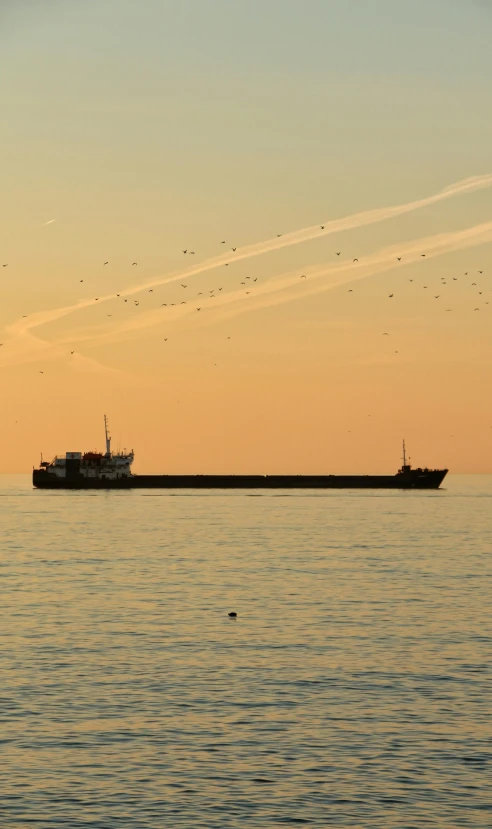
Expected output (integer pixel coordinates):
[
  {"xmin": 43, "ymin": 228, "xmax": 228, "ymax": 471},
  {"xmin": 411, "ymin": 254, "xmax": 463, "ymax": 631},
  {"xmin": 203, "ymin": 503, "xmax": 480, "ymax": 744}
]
[{"xmin": 0, "ymin": 474, "xmax": 490, "ymax": 827}]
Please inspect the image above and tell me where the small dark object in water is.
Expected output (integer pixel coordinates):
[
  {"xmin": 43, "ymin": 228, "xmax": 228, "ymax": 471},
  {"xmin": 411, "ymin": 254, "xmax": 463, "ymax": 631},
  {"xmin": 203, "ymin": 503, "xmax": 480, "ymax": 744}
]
[{"xmin": 228, "ymin": 612, "xmax": 237, "ymax": 618}]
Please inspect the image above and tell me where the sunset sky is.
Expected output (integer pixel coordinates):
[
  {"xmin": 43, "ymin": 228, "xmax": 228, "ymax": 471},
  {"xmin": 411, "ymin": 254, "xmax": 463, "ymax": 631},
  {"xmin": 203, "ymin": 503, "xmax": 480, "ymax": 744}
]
[{"xmin": 1, "ymin": 0, "xmax": 492, "ymax": 473}]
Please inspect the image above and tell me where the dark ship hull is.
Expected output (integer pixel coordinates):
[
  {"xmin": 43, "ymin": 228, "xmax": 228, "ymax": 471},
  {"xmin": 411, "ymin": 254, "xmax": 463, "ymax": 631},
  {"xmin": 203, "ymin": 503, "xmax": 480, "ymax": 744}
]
[{"xmin": 32, "ymin": 469, "xmax": 448, "ymax": 490}]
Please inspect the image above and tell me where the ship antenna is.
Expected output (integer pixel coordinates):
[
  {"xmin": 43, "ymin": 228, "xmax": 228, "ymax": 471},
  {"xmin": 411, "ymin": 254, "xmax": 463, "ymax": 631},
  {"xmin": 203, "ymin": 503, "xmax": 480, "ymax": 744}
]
[
  {"xmin": 402, "ymin": 438, "xmax": 407, "ymax": 468},
  {"xmin": 104, "ymin": 414, "xmax": 111, "ymax": 455}
]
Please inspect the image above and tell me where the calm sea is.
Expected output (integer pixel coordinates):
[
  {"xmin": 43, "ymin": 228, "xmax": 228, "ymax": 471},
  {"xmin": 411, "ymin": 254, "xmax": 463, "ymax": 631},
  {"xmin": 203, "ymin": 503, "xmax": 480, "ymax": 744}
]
[{"xmin": 0, "ymin": 475, "xmax": 490, "ymax": 828}]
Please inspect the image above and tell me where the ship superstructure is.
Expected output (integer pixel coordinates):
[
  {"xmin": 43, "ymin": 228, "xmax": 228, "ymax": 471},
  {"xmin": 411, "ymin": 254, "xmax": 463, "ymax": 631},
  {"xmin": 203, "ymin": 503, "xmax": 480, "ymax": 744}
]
[{"xmin": 38, "ymin": 416, "xmax": 134, "ymax": 482}]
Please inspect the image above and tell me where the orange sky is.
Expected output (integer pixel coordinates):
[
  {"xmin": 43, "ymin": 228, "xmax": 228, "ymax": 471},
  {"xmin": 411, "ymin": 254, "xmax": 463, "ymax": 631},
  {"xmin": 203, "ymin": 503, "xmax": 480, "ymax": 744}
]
[{"xmin": 1, "ymin": 1, "xmax": 492, "ymax": 473}]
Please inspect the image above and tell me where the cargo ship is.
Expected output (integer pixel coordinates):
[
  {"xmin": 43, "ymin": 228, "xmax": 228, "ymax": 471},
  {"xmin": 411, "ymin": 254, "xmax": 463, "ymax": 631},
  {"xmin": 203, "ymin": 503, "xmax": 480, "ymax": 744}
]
[{"xmin": 32, "ymin": 417, "xmax": 448, "ymax": 490}]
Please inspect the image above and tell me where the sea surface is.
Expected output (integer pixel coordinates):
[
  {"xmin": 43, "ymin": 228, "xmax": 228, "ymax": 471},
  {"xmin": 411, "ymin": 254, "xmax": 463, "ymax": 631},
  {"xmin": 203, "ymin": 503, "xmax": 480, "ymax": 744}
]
[{"xmin": 0, "ymin": 474, "xmax": 490, "ymax": 828}]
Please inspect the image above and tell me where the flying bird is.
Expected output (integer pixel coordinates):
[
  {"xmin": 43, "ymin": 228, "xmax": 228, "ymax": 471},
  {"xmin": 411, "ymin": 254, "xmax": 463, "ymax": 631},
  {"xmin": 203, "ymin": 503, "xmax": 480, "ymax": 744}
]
[
  {"xmin": 277, "ymin": 234, "xmax": 282, "ymax": 237},
  {"xmin": 132, "ymin": 262, "xmax": 137, "ymax": 266},
  {"xmin": 182, "ymin": 250, "xmax": 187, "ymax": 254},
  {"xmin": 3, "ymin": 264, "xmax": 8, "ymax": 267},
  {"xmin": 335, "ymin": 252, "xmax": 341, "ymax": 256},
  {"xmin": 103, "ymin": 262, "xmax": 108, "ymax": 265},
  {"xmin": 301, "ymin": 275, "xmax": 307, "ymax": 279},
  {"xmin": 397, "ymin": 257, "xmax": 402, "ymax": 261},
  {"xmin": 388, "ymin": 294, "xmax": 394, "ymax": 298},
  {"xmin": 353, "ymin": 258, "xmax": 358, "ymax": 263},
  {"xmin": 196, "ymin": 307, "xmax": 201, "ymax": 311},
  {"xmin": 232, "ymin": 247, "xmax": 236, "ymax": 251},
  {"xmin": 181, "ymin": 284, "xmax": 187, "ymax": 288},
  {"xmin": 320, "ymin": 225, "xmax": 325, "ymax": 230},
  {"xmin": 220, "ymin": 241, "xmax": 226, "ymax": 244}
]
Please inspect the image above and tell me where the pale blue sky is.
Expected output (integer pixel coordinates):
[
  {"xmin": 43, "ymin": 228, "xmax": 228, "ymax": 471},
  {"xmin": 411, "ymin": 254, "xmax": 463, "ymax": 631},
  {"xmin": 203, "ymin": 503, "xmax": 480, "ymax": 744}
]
[{"xmin": 2, "ymin": 0, "xmax": 491, "ymax": 210}]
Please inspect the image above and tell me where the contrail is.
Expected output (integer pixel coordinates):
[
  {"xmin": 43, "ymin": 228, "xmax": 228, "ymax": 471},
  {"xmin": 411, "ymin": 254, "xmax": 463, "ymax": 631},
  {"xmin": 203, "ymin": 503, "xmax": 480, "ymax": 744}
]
[
  {"xmin": 82, "ymin": 172, "xmax": 492, "ymax": 299},
  {"xmin": 0, "ymin": 321, "xmax": 137, "ymax": 381},
  {"xmin": 93, "ymin": 220, "xmax": 492, "ymax": 342},
  {"xmin": 43, "ymin": 218, "xmax": 57, "ymax": 226},
  {"xmin": 9, "ymin": 172, "xmax": 492, "ymax": 339},
  {"xmin": 70, "ymin": 352, "xmax": 140, "ymax": 382},
  {"xmin": 205, "ymin": 221, "xmax": 492, "ymax": 328},
  {"xmin": 6, "ymin": 218, "xmax": 490, "ymax": 366}
]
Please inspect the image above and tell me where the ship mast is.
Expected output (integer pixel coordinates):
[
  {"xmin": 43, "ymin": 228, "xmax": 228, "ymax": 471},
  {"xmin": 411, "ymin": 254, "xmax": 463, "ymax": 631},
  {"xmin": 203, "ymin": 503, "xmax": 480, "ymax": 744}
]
[
  {"xmin": 402, "ymin": 439, "xmax": 407, "ymax": 467},
  {"xmin": 104, "ymin": 414, "xmax": 111, "ymax": 456}
]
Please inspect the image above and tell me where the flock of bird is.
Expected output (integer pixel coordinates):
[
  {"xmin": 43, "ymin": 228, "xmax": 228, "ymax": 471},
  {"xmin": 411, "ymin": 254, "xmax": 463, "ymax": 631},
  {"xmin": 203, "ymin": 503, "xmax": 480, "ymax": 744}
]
[
  {"xmin": 88, "ymin": 241, "xmax": 488, "ymax": 319},
  {"xmin": 1, "ymin": 231, "xmax": 490, "ymax": 370}
]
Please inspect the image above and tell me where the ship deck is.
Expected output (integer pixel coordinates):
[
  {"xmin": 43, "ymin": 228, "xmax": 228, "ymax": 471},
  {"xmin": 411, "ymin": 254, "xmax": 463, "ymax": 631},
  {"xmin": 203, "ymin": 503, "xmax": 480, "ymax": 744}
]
[{"xmin": 32, "ymin": 471, "xmax": 448, "ymax": 490}]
